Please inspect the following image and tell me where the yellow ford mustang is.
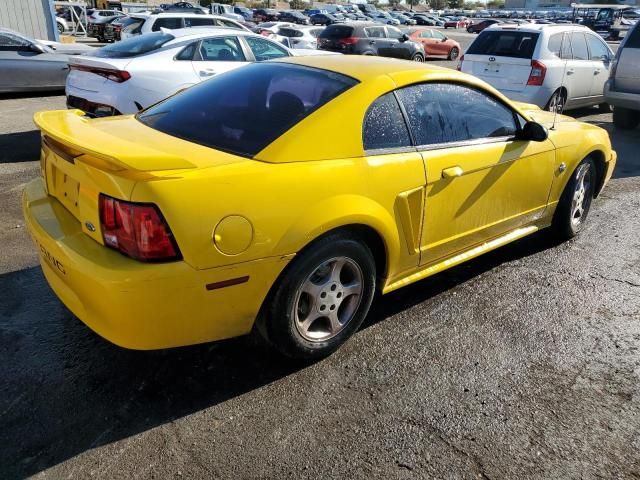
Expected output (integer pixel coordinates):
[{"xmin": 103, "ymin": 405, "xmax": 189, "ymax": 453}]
[{"xmin": 23, "ymin": 56, "xmax": 616, "ymax": 359}]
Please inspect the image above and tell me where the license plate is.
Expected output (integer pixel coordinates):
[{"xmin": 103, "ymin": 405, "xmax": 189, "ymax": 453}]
[{"xmin": 51, "ymin": 164, "xmax": 80, "ymax": 216}]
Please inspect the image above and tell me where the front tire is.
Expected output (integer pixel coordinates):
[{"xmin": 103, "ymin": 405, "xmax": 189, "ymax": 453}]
[
  {"xmin": 613, "ymin": 106, "xmax": 640, "ymax": 130},
  {"xmin": 551, "ymin": 158, "xmax": 596, "ymax": 240},
  {"xmin": 598, "ymin": 102, "xmax": 611, "ymax": 113},
  {"xmin": 57, "ymin": 23, "xmax": 64, "ymax": 34},
  {"xmin": 261, "ymin": 234, "xmax": 376, "ymax": 360},
  {"xmin": 448, "ymin": 47, "xmax": 459, "ymax": 61},
  {"xmin": 411, "ymin": 53, "xmax": 424, "ymax": 62}
]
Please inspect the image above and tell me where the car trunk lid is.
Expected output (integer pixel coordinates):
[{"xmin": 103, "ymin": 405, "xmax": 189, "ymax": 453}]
[
  {"xmin": 463, "ymin": 54, "xmax": 534, "ymax": 92},
  {"xmin": 33, "ymin": 110, "xmax": 246, "ymax": 242},
  {"xmin": 67, "ymin": 56, "xmax": 132, "ymax": 93}
]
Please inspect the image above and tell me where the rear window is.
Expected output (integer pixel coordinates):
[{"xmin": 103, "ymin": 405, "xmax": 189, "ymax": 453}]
[
  {"xmin": 138, "ymin": 63, "xmax": 358, "ymax": 157},
  {"xmin": 467, "ymin": 31, "xmax": 540, "ymax": 59},
  {"xmin": 626, "ymin": 23, "xmax": 640, "ymax": 49},
  {"xmin": 320, "ymin": 25, "xmax": 354, "ymax": 39},
  {"xmin": 93, "ymin": 32, "xmax": 174, "ymax": 58}
]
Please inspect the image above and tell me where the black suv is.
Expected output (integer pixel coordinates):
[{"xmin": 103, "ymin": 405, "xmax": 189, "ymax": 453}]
[
  {"xmin": 278, "ymin": 11, "xmax": 310, "ymax": 25},
  {"xmin": 318, "ymin": 22, "xmax": 426, "ymax": 61}
]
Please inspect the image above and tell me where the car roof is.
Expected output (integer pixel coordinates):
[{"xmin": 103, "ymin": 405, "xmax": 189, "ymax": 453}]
[
  {"xmin": 487, "ymin": 23, "xmax": 592, "ymax": 33},
  {"xmin": 164, "ymin": 27, "xmax": 256, "ymax": 42}
]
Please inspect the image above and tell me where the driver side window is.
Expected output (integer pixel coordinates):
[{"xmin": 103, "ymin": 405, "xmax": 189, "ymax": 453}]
[
  {"xmin": 396, "ymin": 82, "xmax": 518, "ymax": 146},
  {"xmin": 0, "ymin": 33, "xmax": 30, "ymax": 51}
]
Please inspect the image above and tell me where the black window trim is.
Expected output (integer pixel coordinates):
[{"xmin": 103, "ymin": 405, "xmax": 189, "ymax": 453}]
[{"xmin": 363, "ymin": 81, "xmax": 525, "ymax": 156}]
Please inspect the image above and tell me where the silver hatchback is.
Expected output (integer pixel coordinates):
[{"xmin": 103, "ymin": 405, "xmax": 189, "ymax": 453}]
[{"xmin": 605, "ymin": 21, "xmax": 640, "ymax": 129}]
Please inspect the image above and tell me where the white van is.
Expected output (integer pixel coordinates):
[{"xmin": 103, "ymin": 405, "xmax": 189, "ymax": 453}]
[{"xmin": 121, "ymin": 12, "xmax": 248, "ymax": 40}]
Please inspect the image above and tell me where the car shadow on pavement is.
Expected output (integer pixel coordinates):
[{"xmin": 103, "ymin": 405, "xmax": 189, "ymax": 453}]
[
  {"xmin": 0, "ymin": 230, "xmax": 561, "ymax": 478},
  {"xmin": 0, "ymin": 131, "xmax": 41, "ymax": 164}
]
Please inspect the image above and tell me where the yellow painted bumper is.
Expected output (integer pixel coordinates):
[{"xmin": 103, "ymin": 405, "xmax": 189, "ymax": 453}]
[{"xmin": 22, "ymin": 178, "xmax": 291, "ymax": 350}]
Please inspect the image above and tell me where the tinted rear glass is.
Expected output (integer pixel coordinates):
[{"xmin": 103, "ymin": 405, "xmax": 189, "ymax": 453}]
[
  {"xmin": 467, "ymin": 31, "xmax": 540, "ymax": 59},
  {"xmin": 320, "ymin": 25, "xmax": 354, "ymax": 38},
  {"xmin": 93, "ymin": 32, "xmax": 174, "ymax": 58},
  {"xmin": 626, "ymin": 23, "xmax": 640, "ymax": 48},
  {"xmin": 138, "ymin": 63, "xmax": 358, "ymax": 157}
]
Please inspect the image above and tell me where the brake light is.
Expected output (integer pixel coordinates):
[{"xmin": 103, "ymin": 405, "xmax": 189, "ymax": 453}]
[
  {"xmin": 527, "ymin": 60, "xmax": 546, "ymax": 86},
  {"xmin": 338, "ymin": 36, "xmax": 359, "ymax": 46},
  {"xmin": 457, "ymin": 54, "xmax": 464, "ymax": 71},
  {"xmin": 98, "ymin": 194, "xmax": 181, "ymax": 262},
  {"xmin": 69, "ymin": 64, "xmax": 131, "ymax": 83}
]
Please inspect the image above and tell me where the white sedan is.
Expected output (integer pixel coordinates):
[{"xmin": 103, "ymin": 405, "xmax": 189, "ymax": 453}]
[{"xmin": 66, "ymin": 28, "xmax": 337, "ymax": 116}]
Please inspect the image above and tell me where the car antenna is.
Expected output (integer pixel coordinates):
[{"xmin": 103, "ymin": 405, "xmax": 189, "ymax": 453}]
[{"xmin": 552, "ymin": 31, "xmax": 568, "ymax": 131}]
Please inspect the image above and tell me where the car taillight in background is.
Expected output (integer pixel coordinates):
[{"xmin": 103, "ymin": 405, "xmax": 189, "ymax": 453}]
[
  {"xmin": 527, "ymin": 59, "xmax": 546, "ymax": 86},
  {"xmin": 337, "ymin": 36, "xmax": 358, "ymax": 47},
  {"xmin": 456, "ymin": 54, "xmax": 464, "ymax": 71},
  {"xmin": 98, "ymin": 194, "xmax": 181, "ymax": 262},
  {"xmin": 69, "ymin": 64, "xmax": 131, "ymax": 83}
]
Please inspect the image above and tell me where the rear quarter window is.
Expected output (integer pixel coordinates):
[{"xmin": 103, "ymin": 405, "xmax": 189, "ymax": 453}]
[{"xmin": 467, "ymin": 30, "xmax": 540, "ymax": 59}]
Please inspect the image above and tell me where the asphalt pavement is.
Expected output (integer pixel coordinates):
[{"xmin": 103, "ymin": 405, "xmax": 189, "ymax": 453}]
[{"xmin": 0, "ymin": 38, "xmax": 639, "ymax": 479}]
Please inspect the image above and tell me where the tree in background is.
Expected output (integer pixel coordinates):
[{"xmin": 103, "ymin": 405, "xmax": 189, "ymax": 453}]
[
  {"xmin": 486, "ymin": 0, "xmax": 505, "ymax": 8},
  {"xmin": 447, "ymin": 0, "xmax": 462, "ymax": 9}
]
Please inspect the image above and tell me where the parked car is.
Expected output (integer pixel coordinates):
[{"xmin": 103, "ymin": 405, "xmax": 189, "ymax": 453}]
[
  {"xmin": 104, "ymin": 15, "xmax": 141, "ymax": 42},
  {"xmin": 605, "ymin": 20, "xmax": 640, "ymax": 129},
  {"xmin": 253, "ymin": 8, "xmax": 279, "ymax": 22},
  {"xmin": 87, "ymin": 9, "xmax": 126, "ymax": 24},
  {"xmin": 443, "ymin": 16, "xmax": 469, "ymax": 29},
  {"xmin": 234, "ymin": 6, "xmax": 254, "ymax": 21},
  {"xmin": 310, "ymin": 13, "xmax": 340, "ymax": 26},
  {"xmin": 406, "ymin": 28, "xmax": 461, "ymax": 60},
  {"xmin": 366, "ymin": 12, "xmax": 401, "ymax": 26},
  {"xmin": 467, "ymin": 19, "xmax": 502, "ymax": 33},
  {"xmin": 254, "ymin": 22, "xmax": 296, "ymax": 38},
  {"xmin": 27, "ymin": 56, "xmax": 616, "ymax": 359},
  {"xmin": 273, "ymin": 26, "xmax": 325, "ymax": 49},
  {"xmin": 412, "ymin": 14, "xmax": 438, "ymax": 26},
  {"xmin": 120, "ymin": 13, "xmax": 248, "ymax": 39},
  {"xmin": 161, "ymin": 2, "xmax": 205, "ymax": 14},
  {"xmin": 88, "ymin": 15, "xmax": 126, "ymax": 42},
  {"xmin": 65, "ymin": 28, "xmax": 336, "ymax": 116},
  {"xmin": 460, "ymin": 24, "xmax": 614, "ymax": 112},
  {"xmin": 208, "ymin": 3, "xmax": 244, "ymax": 23},
  {"xmin": 318, "ymin": 23, "xmax": 426, "ymax": 61},
  {"xmin": 278, "ymin": 11, "xmax": 310, "ymax": 25},
  {"xmin": 56, "ymin": 17, "xmax": 69, "ymax": 34},
  {"xmin": 389, "ymin": 12, "xmax": 417, "ymax": 26},
  {"xmin": 0, "ymin": 28, "xmax": 93, "ymax": 93}
]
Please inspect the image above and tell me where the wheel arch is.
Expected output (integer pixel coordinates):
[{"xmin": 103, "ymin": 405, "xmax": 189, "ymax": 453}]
[{"xmin": 587, "ymin": 149, "xmax": 608, "ymax": 198}]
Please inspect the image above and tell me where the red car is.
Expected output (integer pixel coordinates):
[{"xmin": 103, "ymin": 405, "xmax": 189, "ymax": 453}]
[
  {"xmin": 443, "ymin": 16, "xmax": 469, "ymax": 29},
  {"xmin": 407, "ymin": 28, "xmax": 461, "ymax": 61}
]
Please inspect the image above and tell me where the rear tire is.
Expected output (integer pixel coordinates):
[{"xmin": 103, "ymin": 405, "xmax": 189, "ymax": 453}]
[
  {"xmin": 260, "ymin": 234, "xmax": 376, "ymax": 360},
  {"xmin": 551, "ymin": 158, "xmax": 596, "ymax": 240},
  {"xmin": 612, "ymin": 107, "xmax": 640, "ymax": 130},
  {"xmin": 57, "ymin": 23, "xmax": 64, "ymax": 34},
  {"xmin": 545, "ymin": 89, "xmax": 566, "ymax": 114},
  {"xmin": 448, "ymin": 47, "xmax": 459, "ymax": 61}
]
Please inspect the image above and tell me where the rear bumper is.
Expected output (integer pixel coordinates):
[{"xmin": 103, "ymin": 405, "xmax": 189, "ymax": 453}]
[
  {"xmin": 23, "ymin": 178, "xmax": 292, "ymax": 350},
  {"xmin": 604, "ymin": 80, "xmax": 640, "ymax": 111},
  {"xmin": 66, "ymin": 82, "xmax": 137, "ymax": 116},
  {"xmin": 497, "ymin": 86, "xmax": 555, "ymax": 109}
]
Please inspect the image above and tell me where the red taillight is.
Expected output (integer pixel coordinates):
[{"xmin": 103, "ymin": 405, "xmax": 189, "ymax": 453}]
[
  {"xmin": 338, "ymin": 36, "xmax": 358, "ymax": 46},
  {"xmin": 98, "ymin": 194, "xmax": 181, "ymax": 262},
  {"xmin": 69, "ymin": 64, "xmax": 131, "ymax": 83},
  {"xmin": 457, "ymin": 54, "xmax": 464, "ymax": 71},
  {"xmin": 527, "ymin": 60, "xmax": 546, "ymax": 86}
]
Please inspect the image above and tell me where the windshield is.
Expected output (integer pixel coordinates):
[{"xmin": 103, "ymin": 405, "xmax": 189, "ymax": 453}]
[
  {"xmin": 138, "ymin": 63, "xmax": 358, "ymax": 158},
  {"xmin": 93, "ymin": 32, "xmax": 174, "ymax": 58}
]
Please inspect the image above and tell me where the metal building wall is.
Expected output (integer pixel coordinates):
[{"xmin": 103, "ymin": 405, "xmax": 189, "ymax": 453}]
[{"xmin": 0, "ymin": 0, "xmax": 57, "ymax": 41}]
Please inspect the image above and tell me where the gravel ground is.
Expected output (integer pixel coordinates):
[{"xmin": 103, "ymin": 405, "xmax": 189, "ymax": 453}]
[{"xmin": 0, "ymin": 38, "xmax": 638, "ymax": 479}]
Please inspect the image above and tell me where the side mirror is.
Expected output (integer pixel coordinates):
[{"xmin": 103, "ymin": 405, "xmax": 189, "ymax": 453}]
[
  {"xmin": 30, "ymin": 43, "xmax": 47, "ymax": 54},
  {"xmin": 519, "ymin": 121, "xmax": 548, "ymax": 142},
  {"xmin": 400, "ymin": 33, "xmax": 409, "ymax": 42},
  {"xmin": 441, "ymin": 36, "xmax": 448, "ymax": 42}
]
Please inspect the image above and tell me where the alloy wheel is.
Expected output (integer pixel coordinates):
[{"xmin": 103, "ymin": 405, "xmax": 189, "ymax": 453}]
[
  {"xmin": 549, "ymin": 91, "xmax": 565, "ymax": 114},
  {"xmin": 570, "ymin": 163, "xmax": 592, "ymax": 228},
  {"xmin": 293, "ymin": 257, "xmax": 364, "ymax": 342}
]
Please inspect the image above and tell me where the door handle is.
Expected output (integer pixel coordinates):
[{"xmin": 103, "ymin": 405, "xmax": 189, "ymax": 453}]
[
  {"xmin": 199, "ymin": 69, "xmax": 216, "ymax": 77},
  {"xmin": 369, "ymin": 40, "xmax": 375, "ymax": 44},
  {"xmin": 594, "ymin": 69, "xmax": 601, "ymax": 75},
  {"xmin": 566, "ymin": 70, "xmax": 574, "ymax": 75},
  {"xmin": 442, "ymin": 166, "xmax": 464, "ymax": 178}
]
